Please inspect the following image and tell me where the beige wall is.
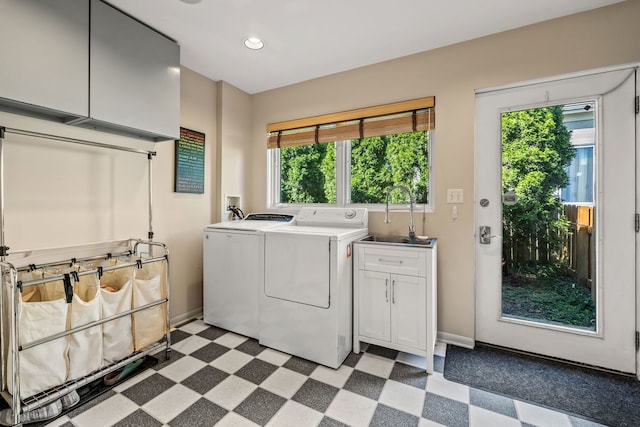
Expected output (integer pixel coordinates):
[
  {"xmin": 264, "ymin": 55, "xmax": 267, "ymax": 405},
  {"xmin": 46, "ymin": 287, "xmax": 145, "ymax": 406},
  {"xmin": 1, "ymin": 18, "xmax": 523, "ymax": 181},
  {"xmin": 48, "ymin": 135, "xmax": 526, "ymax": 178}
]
[
  {"xmin": 1, "ymin": 65, "xmax": 216, "ymax": 325},
  {"xmin": 217, "ymin": 81, "xmax": 252, "ymax": 221},
  {"xmin": 249, "ymin": 0, "xmax": 640, "ymax": 340}
]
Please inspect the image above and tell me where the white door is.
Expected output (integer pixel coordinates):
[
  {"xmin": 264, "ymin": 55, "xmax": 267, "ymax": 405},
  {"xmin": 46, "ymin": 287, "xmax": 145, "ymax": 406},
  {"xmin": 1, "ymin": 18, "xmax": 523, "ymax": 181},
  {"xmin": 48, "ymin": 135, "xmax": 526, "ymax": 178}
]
[
  {"xmin": 264, "ymin": 232, "xmax": 331, "ymax": 308},
  {"xmin": 475, "ymin": 67, "xmax": 637, "ymax": 373},
  {"xmin": 391, "ymin": 274, "xmax": 427, "ymax": 350},
  {"xmin": 358, "ymin": 270, "xmax": 391, "ymax": 341}
]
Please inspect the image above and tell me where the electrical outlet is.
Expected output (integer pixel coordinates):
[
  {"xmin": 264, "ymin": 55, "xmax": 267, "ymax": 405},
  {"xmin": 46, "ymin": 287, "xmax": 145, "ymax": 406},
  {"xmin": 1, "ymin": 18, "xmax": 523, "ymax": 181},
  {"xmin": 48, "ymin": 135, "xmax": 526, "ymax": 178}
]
[{"xmin": 447, "ymin": 189, "xmax": 464, "ymax": 204}]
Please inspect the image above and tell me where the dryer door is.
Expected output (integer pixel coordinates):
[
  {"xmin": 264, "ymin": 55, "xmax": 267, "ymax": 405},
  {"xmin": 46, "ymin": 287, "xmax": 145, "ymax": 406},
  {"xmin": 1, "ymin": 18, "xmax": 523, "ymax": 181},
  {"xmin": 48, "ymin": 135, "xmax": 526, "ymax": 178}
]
[{"xmin": 265, "ymin": 232, "xmax": 331, "ymax": 308}]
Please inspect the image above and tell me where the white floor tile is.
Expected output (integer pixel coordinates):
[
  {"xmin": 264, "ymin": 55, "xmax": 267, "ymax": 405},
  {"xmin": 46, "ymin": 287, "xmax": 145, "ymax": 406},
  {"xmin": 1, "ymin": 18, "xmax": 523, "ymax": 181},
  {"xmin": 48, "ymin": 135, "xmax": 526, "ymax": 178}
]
[
  {"xmin": 515, "ymin": 400, "xmax": 573, "ymax": 427},
  {"xmin": 354, "ymin": 353, "xmax": 395, "ymax": 378},
  {"xmin": 171, "ymin": 334, "xmax": 210, "ymax": 355},
  {"xmin": 260, "ymin": 367, "xmax": 307, "ymax": 398},
  {"xmin": 325, "ymin": 389, "xmax": 377, "ymax": 427},
  {"xmin": 71, "ymin": 393, "xmax": 138, "ymax": 426},
  {"xmin": 214, "ymin": 332, "xmax": 249, "ymax": 348},
  {"xmin": 142, "ymin": 384, "xmax": 201, "ymax": 424},
  {"xmin": 470, "ymin": 406, "xmax": 520, "ymax": 427},
  {"xmin": 216, "ymin": 411, "xmax": 261, "ymax": 426},
  {"xmin": 396, "ymin": 352, "xmax": 427, "ymax": 369},
  {"xmin": 266, "ymin": 400, "xmax": 323, "ymax": 427},
  {"xmin": 434, "ymin": 342, "xmax": 447, "ymax": 357},
  {"xmin": 204, "ymin": 375, "xmax": 257, "ymax": 410},
  {"xmin": 425, "ymin": 373, "xmax": 470, "ymax": 404},
  {"xmin": 158, "ymin": 355, "xmax": 207, "ymax": 383},
  {"xmin": 309, "ymin": 364, "xmax": 354, "ymax": 388},
  {"xmin": 378, "ymin": 379, "xmax": 426, "ymax": 416},
  {"xmin": 178, "ymin": 319, "xmax": 209, "ymax": 334},
  {"xmin": 256, "ymin": 348, "xmax": 292, "ymax": 366},
  {"xmin": 210, "ymin": 349, "xmax": 254, "ymax": 374}
]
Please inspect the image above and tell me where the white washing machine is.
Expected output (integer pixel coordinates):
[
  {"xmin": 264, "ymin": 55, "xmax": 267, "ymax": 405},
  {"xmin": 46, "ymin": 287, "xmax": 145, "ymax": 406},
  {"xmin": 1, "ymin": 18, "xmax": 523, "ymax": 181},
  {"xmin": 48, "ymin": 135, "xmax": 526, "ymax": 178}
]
[
  {"xmin": 261, "ymin": 207, "xmax": 368, "ymax": 368},
  {"xmin": 203, "ymin": 213, "xmax": 294, "ymax": 339}
]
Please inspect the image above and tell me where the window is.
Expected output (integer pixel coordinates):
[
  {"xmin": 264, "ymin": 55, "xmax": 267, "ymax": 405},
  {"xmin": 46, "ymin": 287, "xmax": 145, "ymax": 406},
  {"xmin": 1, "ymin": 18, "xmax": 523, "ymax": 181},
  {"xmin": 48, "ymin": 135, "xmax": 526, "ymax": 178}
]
[
  {"xmin": 560, "ymin": 102, "xmax": 595, "ymax": 204},
  {"xmin": 267, "ymin": 97, "xmax": 434, "ymax": 210}
]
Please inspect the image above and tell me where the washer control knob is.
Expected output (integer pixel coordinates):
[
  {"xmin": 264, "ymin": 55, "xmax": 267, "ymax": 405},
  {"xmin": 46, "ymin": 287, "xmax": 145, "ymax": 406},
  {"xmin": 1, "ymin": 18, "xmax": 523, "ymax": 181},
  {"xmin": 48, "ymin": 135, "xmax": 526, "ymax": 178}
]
[{"xmin": 345, "ymin": 209, "xmax": 356, "ymax": 219}]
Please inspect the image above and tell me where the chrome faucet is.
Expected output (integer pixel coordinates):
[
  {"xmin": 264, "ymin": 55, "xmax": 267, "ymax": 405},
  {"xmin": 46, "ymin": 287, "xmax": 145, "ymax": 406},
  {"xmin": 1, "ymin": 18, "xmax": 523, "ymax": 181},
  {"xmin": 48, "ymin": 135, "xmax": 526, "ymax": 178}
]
[{"xmin": 384, "ymin": 185, "xmax": 416, "ymax": 241}]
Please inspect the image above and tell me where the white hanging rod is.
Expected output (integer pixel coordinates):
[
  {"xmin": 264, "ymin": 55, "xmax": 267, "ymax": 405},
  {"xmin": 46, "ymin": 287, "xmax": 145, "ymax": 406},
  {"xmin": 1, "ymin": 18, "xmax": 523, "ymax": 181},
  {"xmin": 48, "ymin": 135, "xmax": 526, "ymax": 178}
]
[{"xmin": 0, "ymin": 126, "xmax": 157, "ymax": 157}]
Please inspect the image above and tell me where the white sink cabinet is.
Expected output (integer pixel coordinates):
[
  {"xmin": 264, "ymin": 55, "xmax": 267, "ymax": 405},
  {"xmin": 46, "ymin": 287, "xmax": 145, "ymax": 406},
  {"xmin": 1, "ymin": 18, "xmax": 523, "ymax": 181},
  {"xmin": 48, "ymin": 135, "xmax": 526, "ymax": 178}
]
[{"xmin": 353, "ymin": 239, "xmax": 437, "ymax": 373}]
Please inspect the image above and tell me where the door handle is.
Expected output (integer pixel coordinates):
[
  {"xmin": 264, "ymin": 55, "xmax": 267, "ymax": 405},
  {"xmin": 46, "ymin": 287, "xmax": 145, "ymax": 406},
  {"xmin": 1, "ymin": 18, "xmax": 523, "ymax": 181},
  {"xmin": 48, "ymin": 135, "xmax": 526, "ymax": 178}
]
[
  {"xmin": 385, "ymin": 279, "xmax": 389, "ymax": 302},
  {"xmin": 392, "ymin": 280, "xmax": 396, "ymax": 304},
  {"xmin": 479, "ymin": 226, "xmax": 496, "ymax": 244}
]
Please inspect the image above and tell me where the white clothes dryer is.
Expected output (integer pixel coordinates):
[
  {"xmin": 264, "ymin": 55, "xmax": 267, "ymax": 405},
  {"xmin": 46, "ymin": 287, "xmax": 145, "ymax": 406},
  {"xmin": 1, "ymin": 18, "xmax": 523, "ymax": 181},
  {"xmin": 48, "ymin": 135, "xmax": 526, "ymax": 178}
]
[
  {"xmin": 261, "ymin": 207, "xmax": 368, "ymax": 368},
  {"xmin": 203, "ymin": 213, "xmax": 294, "ymax": 339}
]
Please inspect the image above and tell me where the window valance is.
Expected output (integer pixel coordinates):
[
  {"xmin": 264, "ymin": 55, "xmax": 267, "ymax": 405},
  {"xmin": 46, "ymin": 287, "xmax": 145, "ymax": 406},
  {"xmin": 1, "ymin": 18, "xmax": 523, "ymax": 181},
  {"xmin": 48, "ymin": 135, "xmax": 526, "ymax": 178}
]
[{"xmin": 267, "ymin": 96, "xmax": 435, "ymax": 149}]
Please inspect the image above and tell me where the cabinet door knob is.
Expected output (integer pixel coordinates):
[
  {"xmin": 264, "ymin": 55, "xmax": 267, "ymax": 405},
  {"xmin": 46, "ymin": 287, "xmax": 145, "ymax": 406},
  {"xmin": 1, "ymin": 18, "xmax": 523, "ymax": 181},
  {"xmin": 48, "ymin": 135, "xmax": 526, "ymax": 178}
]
[
  {"xmin": 392, "ymin": 280, "xmax": 396, "ymax": 304},
  {"xmin": 385, "ymin": 279, "xmax": 389, "ymax": 302}
]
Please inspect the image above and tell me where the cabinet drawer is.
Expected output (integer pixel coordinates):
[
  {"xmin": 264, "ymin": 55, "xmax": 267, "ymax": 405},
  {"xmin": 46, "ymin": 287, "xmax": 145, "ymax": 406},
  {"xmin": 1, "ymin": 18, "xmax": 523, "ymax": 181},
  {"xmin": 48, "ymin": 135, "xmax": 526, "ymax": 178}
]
[{"xmin": 357, "ymin": 245, "xmax": 426, "ymax": 276}]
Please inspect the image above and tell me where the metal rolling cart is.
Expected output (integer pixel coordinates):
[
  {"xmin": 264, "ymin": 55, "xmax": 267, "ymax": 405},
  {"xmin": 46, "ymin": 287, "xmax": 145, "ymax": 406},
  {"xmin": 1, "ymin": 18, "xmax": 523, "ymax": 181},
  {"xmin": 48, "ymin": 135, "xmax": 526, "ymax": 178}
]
[{"xmin": 0, "ymin": 126, "xmax": 171, "ymax": 426}]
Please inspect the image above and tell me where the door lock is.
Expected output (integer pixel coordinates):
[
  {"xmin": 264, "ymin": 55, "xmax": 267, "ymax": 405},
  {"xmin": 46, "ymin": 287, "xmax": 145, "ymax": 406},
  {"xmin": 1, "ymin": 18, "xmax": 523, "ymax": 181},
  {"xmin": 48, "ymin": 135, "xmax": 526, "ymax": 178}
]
[{"xmin": 479, "ymin": 226, "xmax": 496, "ymax": 244}]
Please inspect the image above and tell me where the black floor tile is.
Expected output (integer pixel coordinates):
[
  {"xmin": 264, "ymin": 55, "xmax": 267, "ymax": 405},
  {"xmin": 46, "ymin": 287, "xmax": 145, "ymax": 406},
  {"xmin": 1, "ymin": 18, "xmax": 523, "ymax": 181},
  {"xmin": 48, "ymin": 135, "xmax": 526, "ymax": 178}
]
[
  {"xmin": 181, "ymin": 366, "xmax": 229, "ymax": 395},
  {"xmin": 343, "ymin": 370, "xmax": 386, "ymax": 400},
  {"xmin": 233, "ymin": 388, "xmax": 287, "ymax": 426},
  {"xmin": 169, "ymin": 398, "xmax": 228, "ymax": 427},
  {"xmin": 342, "ymin": 352, "xmax": 363, "ymax": 367},
  {"xmin": 370, "ymin": 403, "xmax": 419, "ymax": 427},
  {"xmin": 422, "ymin": 393, "xmax": 469, "ymax": 427},
  {"xmin": 470, "ymin": 388, "xmax": 517, "ymax": 419},
  {"xmin": 152, "ymin": 350, "xmax": 186, "ymax": 371},
  {"xmin": 318, "ymin": 416, "xmax": 351, "ymax": 427},
  {"xmin": 169, "ymin": 330, "xmax": 191, "ymax": 345},
  {"xmin": 292, "ymin": 378, "xmax": 339, "ymax": 413},
  {"xmin": 389, "ymin": 362, "xmax": 428, "ymax": 389},
  {"xmin": 235, "ymin": 338, "xmax": 266, "ymax": 356},
  {"xmin": 366, "ymin": 345, "xmax": 399, "ymax": 360},
  {"xmin": 190, "ymin": 342, "xmax": 230, "ymax": 363},
  {"xmin": 196, "ymin": 326, "xmax": 228, "ymax": 341},
  {"xmin": 113, "ymin": 409, "xmax": 163, "ymax": 427},
  {"xmin": 434, "ymin": 354, "xmax": 445, "ymax": 373},
  {"xmin": 121, "ymin": 373, "xmax": 176, "ymax": 406},
  {"xmin": 234, "ymin": 359, "xmax": 278, "ymax": 385},
  {"xmin": 283, "ymin": 356, "xmax": 319, "ymax": 375}
]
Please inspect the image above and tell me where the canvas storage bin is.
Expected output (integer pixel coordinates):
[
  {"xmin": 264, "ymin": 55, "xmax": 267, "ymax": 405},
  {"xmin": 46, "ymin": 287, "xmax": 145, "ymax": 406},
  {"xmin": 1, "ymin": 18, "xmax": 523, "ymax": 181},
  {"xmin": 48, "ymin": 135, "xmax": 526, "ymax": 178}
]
[
  {"xmin": 67, "ymin": 268, "xmax": 102, "ymax": 381},
  {"xmin": 132, "ymin": 258, "xmax": 167, "ymax": 350},
  {"xmin": 7, "ymin": 270, "xmax": 69, "ymax": 399},
  {"xmin": 99, "ymin": 261, "xmax": 134, "ymax": 365}
]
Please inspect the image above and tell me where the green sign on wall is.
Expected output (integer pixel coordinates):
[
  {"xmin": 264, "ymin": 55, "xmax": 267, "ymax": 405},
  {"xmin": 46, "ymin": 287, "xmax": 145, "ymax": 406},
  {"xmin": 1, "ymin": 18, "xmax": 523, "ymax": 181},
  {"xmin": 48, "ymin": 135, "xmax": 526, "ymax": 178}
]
[{"xmin": 175, "ymin": 127, "xmax": 205, "ymax": 194}]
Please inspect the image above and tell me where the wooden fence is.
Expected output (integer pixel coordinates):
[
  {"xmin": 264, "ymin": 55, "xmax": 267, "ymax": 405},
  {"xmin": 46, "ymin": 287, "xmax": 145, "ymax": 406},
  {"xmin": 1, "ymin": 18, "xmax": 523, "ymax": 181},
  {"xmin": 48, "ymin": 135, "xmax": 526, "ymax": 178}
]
[
  {"xmin": 502, "ymin": 204, "xmax": 594, "ymax": 292},
  {"xmin": 564, "ymin": 204, "xmax": 595, "ymax": 293}
]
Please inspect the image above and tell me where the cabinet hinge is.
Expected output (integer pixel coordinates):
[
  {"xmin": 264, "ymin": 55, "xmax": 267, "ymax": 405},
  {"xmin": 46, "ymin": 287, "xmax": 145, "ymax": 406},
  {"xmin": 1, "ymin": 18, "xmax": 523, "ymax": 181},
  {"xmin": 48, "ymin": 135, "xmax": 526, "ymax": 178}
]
[
  {"xmin": 636, "ymin": 96, "xmax": 639, "ymax": 114},
  {"xmin": 635, "ymin": 214, "xmax": 639, "ymax": 232},
  {"xmin": 636, "ymin": 331, "xmax": 639, "ymax": 351}
]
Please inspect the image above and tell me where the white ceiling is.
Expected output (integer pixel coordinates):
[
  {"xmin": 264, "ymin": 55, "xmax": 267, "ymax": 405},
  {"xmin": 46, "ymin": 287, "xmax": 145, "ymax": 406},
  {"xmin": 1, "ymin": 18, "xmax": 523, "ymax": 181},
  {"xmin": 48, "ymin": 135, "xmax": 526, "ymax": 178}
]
[{"xmin": 108, "ymin": 0, "xmax": 624, "ymax": 94}]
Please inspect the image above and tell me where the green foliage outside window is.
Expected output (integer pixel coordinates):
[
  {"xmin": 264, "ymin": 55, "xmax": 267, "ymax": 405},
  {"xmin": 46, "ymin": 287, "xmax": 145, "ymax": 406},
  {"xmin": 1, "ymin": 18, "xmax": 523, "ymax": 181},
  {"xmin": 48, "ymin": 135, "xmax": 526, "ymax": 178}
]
[
  {"xmin": 501, "ymin": 106, "xmax": 575, "ymax": 269},
  {"xmin": 279, "ymin": 131, "xmax": 429, "ymax": 205}
]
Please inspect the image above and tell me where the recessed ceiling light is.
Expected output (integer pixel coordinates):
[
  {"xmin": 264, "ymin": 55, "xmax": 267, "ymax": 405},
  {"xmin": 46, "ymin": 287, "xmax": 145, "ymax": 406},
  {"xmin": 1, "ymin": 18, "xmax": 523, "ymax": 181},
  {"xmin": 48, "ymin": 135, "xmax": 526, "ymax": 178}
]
[
  {"xmin": 180, "ymin": 0, "xmax": 203, "ymax": 4},
  {"xmin": 244, "ymin": 36, "xmax": 264, "ymax": 50}
]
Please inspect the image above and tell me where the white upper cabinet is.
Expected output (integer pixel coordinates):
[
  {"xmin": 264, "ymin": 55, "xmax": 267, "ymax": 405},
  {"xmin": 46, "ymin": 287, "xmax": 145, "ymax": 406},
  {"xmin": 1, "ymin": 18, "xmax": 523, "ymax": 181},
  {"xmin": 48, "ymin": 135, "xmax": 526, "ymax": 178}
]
[
  {"xmin": 0, "ymin": 0, "xmax": 180, "ymax": 142},
  {"xmin": 0, "ymin": 0, "xmax": 89, "ymax": 121},
  {"xmin": 87, "ymin": 0, "xmax": 180, "ymax": 141}
]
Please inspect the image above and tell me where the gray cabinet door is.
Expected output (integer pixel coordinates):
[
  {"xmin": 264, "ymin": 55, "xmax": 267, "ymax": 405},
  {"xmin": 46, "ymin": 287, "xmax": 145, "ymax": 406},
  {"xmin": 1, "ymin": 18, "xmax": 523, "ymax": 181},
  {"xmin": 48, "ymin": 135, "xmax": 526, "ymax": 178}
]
[
  {"xmin": 90, "ymin": 0, "xmax": 180, "ymax": 140},
  {"xmin": 0, "ymin": 0, "xmax": 89, "ymax": 120}
]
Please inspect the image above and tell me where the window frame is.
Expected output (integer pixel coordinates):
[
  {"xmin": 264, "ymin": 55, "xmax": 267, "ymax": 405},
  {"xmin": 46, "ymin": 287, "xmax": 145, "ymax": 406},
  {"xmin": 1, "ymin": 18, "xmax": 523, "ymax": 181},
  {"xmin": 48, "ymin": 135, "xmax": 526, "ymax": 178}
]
[{"xmin": 267, "ymin": 131, "xmax": 434, "ymax": 213}]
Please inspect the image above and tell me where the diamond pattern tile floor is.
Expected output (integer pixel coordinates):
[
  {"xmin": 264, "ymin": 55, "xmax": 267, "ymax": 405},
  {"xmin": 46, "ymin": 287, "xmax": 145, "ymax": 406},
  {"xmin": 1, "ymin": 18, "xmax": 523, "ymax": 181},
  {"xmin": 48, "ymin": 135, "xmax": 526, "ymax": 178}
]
[{"xmin": 47, "ymin": 318, "xmax": 609, "ymax": 426}]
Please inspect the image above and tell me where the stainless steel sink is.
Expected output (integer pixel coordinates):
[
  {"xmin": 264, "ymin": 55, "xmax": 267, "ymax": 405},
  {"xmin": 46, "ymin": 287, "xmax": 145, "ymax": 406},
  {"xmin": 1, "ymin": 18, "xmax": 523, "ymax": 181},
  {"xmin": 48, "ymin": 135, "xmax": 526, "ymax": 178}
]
[{"xmin": 359, "ymin": 235, "xmax": 435, "ymax": 247}]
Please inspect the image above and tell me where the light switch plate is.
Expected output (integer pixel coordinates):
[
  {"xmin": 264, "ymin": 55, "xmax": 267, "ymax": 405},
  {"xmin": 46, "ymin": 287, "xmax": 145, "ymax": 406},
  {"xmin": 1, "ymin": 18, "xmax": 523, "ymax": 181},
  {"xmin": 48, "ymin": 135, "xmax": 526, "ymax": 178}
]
[{"xmin": 447, "ymin": 189, "xmax": 464, "ymax": 204}]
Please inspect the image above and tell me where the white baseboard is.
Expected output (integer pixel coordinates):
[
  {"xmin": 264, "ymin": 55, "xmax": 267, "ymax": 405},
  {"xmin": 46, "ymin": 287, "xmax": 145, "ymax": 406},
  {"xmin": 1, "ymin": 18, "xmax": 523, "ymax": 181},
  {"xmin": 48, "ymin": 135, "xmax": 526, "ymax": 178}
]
[
  {"xmin": 170, "ymin": 308, "xmax": 202, "ymax": 328},
  {"xmin": 437, "ymin": 331, "xmax": 475, "ymax": 349}
]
